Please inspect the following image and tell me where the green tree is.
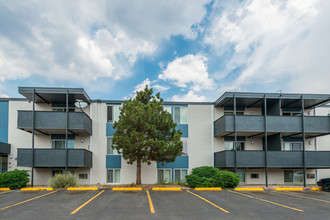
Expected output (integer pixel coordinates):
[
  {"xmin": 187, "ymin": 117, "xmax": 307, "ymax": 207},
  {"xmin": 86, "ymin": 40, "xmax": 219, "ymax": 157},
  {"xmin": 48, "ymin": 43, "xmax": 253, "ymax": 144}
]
[{"xmin": 113, "ymin": 86, "xmax": 183, "ymax": 185}]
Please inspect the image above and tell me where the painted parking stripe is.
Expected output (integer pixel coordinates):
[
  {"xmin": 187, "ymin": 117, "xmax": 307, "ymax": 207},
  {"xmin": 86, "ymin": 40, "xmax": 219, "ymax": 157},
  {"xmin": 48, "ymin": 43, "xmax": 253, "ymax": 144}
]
[
  {"xmin": 71, "ymin": 190, "xmax": 104, "ymax": 215},
  {"xmin": 146, "ymin": 190, "xmax": 155, "ymax": 214},
  {"xmin": 276, "ymin": 191, "xmax": 330, "ymax": 203},
  {"xmin": 185, "ymin": 190, "xmax": 230, "ymax": 213},
  {"xmin": 228, "ymin": 190, "xmax": 303, "ymax": 212},
  {"xmin": 0, "ymin": 191, "xmax": 57, "ymax": 211},
  {"xmin": 0, "ymin": 191, "xmax": 12, "ymax": 195}
]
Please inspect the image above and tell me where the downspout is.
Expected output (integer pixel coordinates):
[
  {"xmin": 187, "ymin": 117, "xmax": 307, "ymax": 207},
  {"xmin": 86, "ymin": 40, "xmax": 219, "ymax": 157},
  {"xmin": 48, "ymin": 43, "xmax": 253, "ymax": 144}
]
[
  {"xmin": 211, "ymin": 104, "xmax": 214, "ymax": 167},
  {"xmin": 65, "ymin": 89, "xmax": 68, "ymax": 173},
  {"xmin": 264, "ymin": 95, "xmax": 268, "ymax": 187},
  {"xmin": 302, "ymin": 95, "xmax": 306, "ymax": 187},
  {"xmin": 234, "ymin": 94, "xmax": 237, "ymax": 173},
  {"xmin": 89, "ymin": 103, "xmax": 92, "ymax": 185},
  {"xmin": 31, "ymin": 89, "xmax": 35, "ymax": 187}
]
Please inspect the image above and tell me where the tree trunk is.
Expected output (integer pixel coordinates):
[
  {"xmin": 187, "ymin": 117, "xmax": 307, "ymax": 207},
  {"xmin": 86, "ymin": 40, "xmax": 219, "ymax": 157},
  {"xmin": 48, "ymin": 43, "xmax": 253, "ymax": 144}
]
[{"xmin": 136, "ymin": 160, "xmax": 142, "ymax": 185}]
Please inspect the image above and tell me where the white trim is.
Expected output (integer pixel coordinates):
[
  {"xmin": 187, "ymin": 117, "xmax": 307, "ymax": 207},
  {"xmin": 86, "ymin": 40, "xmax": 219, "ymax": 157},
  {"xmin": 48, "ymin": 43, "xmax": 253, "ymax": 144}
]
[
  {"xmin": 173, "ymin": 168, "xmax": 188, "ymax": 182},
  {"xmin": 106, "ymin": 169, "xmax": 121, "ymax": 184},
  {"xmin": 157, "ymin": 168, "xmax": 172, "ymax": 183},
  {"xmin": 211, "ymin": 105, "xmax": 214, "ymax": 166},
  {"xmin": 89, "ymin": 104, "xmax": 92, "ymax": 185}
]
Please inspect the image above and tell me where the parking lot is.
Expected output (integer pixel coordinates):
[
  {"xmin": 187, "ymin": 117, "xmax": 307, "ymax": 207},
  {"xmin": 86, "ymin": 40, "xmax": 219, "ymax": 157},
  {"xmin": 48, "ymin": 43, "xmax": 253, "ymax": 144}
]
[{"xmin": 0, "ymin": 189, "xmax": 329, "ymax": 219}]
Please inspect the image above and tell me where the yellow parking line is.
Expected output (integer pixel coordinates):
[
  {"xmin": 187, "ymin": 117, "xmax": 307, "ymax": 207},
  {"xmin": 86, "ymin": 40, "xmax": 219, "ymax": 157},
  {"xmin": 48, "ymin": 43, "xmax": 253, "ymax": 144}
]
[
  {"xmin": 0, "ymin": 191, "xmax": 11, "ymax": 195},
  {"xmin": 274, "ymin": 188, "xmax": 303, "ymax": 191},
  {"xmin": 71, "ymin": 190, "xmax": 104, "ymax": 215},
  {"xmin": 186, "ymin": 190, "xmax": 230, "ymax": 213},
  {"xmin": 146, "ymin": 190, "xmax": 155, "ymax": 214},
  {"xmin": 234, "ymin": 188, "xmax": 264, "ymax": 191},
  {"xmin": 276, "ymin": 191, "xmax": 330, "ymax": 203},
  {"xmin": 152, "ymin": 187, "xmax": 181, "ymax": 191},
  {"xmin": 195, "ymin": 187, "xmax": 222, "ymax": 191},
  {"xmin": 0, "ymin": 191, "xmax": 57, "ymax": 211},
  {"xmin": 228, "ymin": 190, "xmax": 303, "ymax": 212}
]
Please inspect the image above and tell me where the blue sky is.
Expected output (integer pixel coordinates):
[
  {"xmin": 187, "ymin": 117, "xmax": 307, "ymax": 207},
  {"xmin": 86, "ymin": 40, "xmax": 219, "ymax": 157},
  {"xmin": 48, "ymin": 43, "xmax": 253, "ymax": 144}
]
[{"xmin": 0, "ymin": 0, "xmax": 329, "ymax": 101}]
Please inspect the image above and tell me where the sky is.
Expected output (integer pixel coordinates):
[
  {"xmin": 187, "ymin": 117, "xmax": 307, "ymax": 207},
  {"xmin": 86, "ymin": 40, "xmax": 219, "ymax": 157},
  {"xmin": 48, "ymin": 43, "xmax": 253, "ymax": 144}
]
[{"xmin": 0, "ymin": 0, "xmax": 329, "ymax": 102}]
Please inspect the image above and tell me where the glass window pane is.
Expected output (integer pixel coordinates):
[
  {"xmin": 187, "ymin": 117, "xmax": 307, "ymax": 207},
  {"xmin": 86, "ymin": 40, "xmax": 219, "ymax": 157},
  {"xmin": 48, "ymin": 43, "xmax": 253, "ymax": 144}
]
[
  {"xmin": 107, "ymin": 106, "xmax": 113, "ymax": 122},
  {"xmin": 107, "ymin": 138, "xmax": 113, "ymax": 154},
  {"xmin": 175, "ymin": 170, "xmax": 181, "ymax": 182},
  {"xmin": 53, "ymin": 140, "xmax": 65, "ymax": 149},
  {"xmin": 164, "ymin": 170, "xmax": 171, "ymax": 183},
  {"xmin": 114, "ymin": 106, "xmax": 120, "ymax": 122},
  {"xmin": 283, "ymin": 143, "xmax": 291, "ymax": 151},
  {"xmin": 157, "ymin": 170, "xmax": 164, "ymax": 183},
  {"xmin": 182, "ymin": 170, "xmax": 188, "ymax": 182},
  {"xmin": 284, "ymin": 170, "xmax": 293, "ymax": 182},
  {"xmin": 292, "ymin": 143, "xmax": 302, "ymax": 151},
  {"xmin": 163, "ymin": 106, "xmax": 171, "ymax": 114},
  {"xmin": 180, "ymin": 107, "xmax": 187, "ymax": 124},
  {"xmin": 294, "ymin": 171, "xmax": 303, "ymax": 183},
  {"xmin": 107, "ymin": 170, "xmax": 113, "ymax": 183},
  {"xmin": 182, "ymin": 138, "xmax": 188, "ymax": 154},
  {"xmin": 224, "ymin": 142, "xmax": 234, "ymax": 150},
  {"xmin": 237, "ymin": 171, "xmax": 246, "ymax": 182},
  {"xmin": 114, "ymin": 170, "xmax": 121, "ymax": 183},
  {"xmin": 174, "ymin": 107, "xmax": 180, "ymax": 123},
  {"xmin": 67, "ymin": 140, "xmax": 75, "ymax": 149},
  {"xmin": 238, "ymin": 142, "xmax": 244, "ymax": 151}
]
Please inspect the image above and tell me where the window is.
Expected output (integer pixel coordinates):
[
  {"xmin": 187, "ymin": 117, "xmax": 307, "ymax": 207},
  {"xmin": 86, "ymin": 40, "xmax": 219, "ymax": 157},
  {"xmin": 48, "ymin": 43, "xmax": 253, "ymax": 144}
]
[
  {"xmin": 307, "ymin": 174, "xmax": 315, "ymax": 179},
  {"xmin": 284, "ymin": 170, "xmax": 303, "ymax": 183},
  {"xmin": 79, "ymin": 174, "xmax": 88, "ymax": 179},
  {"xmin": 107, "ymin": 138, "xmax": 119, "ymax": 155},
  {"xmin": 107, "ymin": 169, "xmax": 120, "ymax": 183},
  {"xmin": 224, "ymin": 111, "xmax": 244, "ymax": 116},
  {"xmin": 181, "ymin": 138, "xmax": 188, "ymax": 155},
  {"xmin": 224, "ymin": 141, "xmax": 245, "ymax": 151},
  {"xmin": 283, "ymin": 142, "xmax": 302, "ymax": 151},
  {"xmin": 0, "ymin": 155, "xmax": 8, "ymax": 174},
  {"xmin": 52, "ymin": 107, "xmax": 75, "ymax": 112},
  {"xmin": 163, "ymin": 106, "xmax": 172, "ymax": 114},
  {"xmin": 282, "ymin": 111, "xmax": 301, "ymax": 116},
  {"xmin": 157, "ymin": 169, "xmax": 171, "ymax": 183},
  {"xmin": 107, "ymin": 105, "xmax": 120, "ymax": 123},
  {"xmin": 174, "ymin": 169, "xmax": 188, "ymax": 183},
  {"xmin": 173, "ymin": 106, "xmax": 187, "ymax": 124},
  {"xmin": 237, "ymin": 171, "xmax": 246, "ymax": 183},
  {"xmin": 251, "ymin": 173, "xmax": 259, "ymax": 179},
  {"xmin": 52, "ymin": 140, "xmax": 75, "ymax": 149}
]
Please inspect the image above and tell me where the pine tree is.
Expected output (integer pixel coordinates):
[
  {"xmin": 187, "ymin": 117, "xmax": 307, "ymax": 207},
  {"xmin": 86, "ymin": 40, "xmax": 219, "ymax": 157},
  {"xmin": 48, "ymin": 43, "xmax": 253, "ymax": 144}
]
[{"xmin": 113, "ymin": 86, "xmax": 183, "ymax": 185}]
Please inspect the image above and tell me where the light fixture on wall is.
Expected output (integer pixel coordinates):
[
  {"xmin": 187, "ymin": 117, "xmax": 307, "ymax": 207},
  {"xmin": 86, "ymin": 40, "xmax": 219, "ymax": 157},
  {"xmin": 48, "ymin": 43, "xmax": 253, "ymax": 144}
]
[
  {"xmin": 309, "ymin": 141, "xmax": 312, "ymax": 145},
  {"xmin": 251, "ymin": 140, "xmax": 255, "ymax": 144},
  {"xmin": 250, "ymin": 110, "xmax": 254, "ymax": 114},
  {"xmin": 9, "ymin": 154, "xmax": 13, "ymax": 159},
  {"xmin": 81, "ymin": 138, "xmax": 84, "ymax": 143}
]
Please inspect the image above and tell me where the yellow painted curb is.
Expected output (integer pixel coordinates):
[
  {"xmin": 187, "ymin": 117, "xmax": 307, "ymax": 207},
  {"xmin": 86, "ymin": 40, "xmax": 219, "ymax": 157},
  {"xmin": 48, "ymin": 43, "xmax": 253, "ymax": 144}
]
[
  {"xmin": 234, "ymin": 188, "xmax": 264, "ymax": 191},
  {"xmin": 112, "ymin": 187, "xmax": 142, "ymax": 191},
  {"xmin": 0, "ymin": 188, "xmax": 10, "ymax": 191},
  {"xmin": 152, "ymin": 187, "xmax": 181, "ymax": 191},
  {"xmin": 67, "ymin": 187, "xmax": 98, "ymax": 191},
  {"xmin": 194, "ymin": 187, "xmax": 222, "ymax": 191},
  {"xmin": 274, "ymin": 188, "xmax": 303, "ymax": 191},
  {"xmin": 20, "ymin": 187, "xmax": 53, "ymax": 191},
  {"xmin": 310, "ymin": 187, "xmax": 324, "ymax": 191}
]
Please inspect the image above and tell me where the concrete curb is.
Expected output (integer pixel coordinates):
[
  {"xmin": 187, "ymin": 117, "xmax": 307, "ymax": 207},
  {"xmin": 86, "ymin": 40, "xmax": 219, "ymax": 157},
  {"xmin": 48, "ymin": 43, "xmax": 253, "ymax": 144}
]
[
  {"xmin": 0, "ymin": 188, "xmax": 11, "ymax": 191},
  {"xmin": 113, "ymin": 187, "xmax": 142, "ymax": 191},
  {"xmin": 67, "ymin": 187, "xmax": 98, "ymax": 191},
  {"xmin": 234, "ymin": 188, "xmax": 264, "ymax": 191},
  {"xmin": 152, "ymin": 187, "xmax": 181, "ymax": 191},
  {"xmin": 20, "ymin": 187, "xmax": 53, "ymax": 191},
  {"xmin": 194, "ymin": 187, "xmax": 222, "ymax": 191},
  {"xmin": 274, "ymin": 188, "xmax": 303, "ymax": 191}
]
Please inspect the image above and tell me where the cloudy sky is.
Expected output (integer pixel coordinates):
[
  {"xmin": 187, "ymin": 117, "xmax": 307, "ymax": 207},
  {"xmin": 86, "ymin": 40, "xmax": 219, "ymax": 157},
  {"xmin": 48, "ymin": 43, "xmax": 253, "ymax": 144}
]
[{"xmin": 0, "ymin": 0, "xmax": 329, "ymax": 101}]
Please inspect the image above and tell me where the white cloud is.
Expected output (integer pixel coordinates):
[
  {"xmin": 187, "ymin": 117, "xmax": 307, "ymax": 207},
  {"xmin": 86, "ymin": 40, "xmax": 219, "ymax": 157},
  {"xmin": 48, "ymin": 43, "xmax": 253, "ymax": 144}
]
[
  {"xmin": 0, "ymin": 1, "xmax": 210, "ymax": 92},
  {"xmin": 153, "ymin": 84, "xmax": 170, "ymax": 92},
  {"xmin": 205, "ymin": 0, "xmax": 330, "ymax": 93},
  {"xmin": 172, "ymin": 90, "xmax": 207, "ymax": 102},
  {"xmin": 134, "ymin": 78, "xmax": 151, "ymax": 92},
  {"xmin": 159, "ymin": 54, "xmax": 215, "ymax": 92}
]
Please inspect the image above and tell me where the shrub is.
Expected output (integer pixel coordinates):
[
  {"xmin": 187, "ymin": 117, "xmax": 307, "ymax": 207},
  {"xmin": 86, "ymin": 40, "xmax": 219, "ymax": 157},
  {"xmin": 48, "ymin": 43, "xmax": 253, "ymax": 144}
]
[
  {"xmin": 48, "ymin": 172, "xmax": 78, "ymax": 189},
  {"xmin": 214, "ymin": 171, "xmax": 240, "ymax": 188},
  {"xmin": 0, "ymin": 169, "xmax": 30, "ymax": 189},
  {"xmin": 186, "ymin": 167, "xmax": 240, "ymax": 188},
  {"xmin": 191, "ymin": 166, "xmax": 220, "ymax": 178}
]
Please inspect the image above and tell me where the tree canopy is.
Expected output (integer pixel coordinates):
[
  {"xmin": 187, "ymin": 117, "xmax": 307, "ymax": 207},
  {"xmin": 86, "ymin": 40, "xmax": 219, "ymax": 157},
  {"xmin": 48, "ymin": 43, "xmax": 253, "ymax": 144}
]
[{"xmin": 113, "ymin": 86, "xmax": 183, "ymax": 184}]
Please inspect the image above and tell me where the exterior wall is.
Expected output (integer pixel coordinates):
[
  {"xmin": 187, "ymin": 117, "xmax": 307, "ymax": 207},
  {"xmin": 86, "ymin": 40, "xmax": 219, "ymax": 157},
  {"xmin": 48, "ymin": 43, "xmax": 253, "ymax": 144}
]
[{"xmin": 0, "ymin": 101, "xmax": 9, "ymax": 143}]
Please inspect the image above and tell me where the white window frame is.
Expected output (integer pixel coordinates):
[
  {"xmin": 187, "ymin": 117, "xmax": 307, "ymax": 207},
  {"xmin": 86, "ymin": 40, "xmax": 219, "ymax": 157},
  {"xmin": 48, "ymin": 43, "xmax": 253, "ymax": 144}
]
[
  {"xmin": 157, "ymin": 169, "xmax": 172, "ymax": 183},
  {"xmin": 52, "ymin": 139, "xmax": 75, "ymax": 149},
  {"xmin": 107, "ymin": 105, "xmax": 121, "ymax": 123},
  {"xmin": 237, "ymin": 170, "xmax": 246, "ymax": 183},
  {"xmin": 174, "ymin": 169, "xmax": 188, "ymax": 183},
  {"xmin": 106, "ymin": 169, "xmax": 121, "ymax": 184},
  {"xmin": 224, "ymin": 141, "xmax": 245, "ymax": 151},
  {"xmin": 181, "ymin": 138, "xmax": 188, "ymax": 155},
  {"xmin": 173, "ymin": 106, "xmax": 188, "ymax": 124},
  {"xmin": 284, "ymin": 169, "xmax": 304, "ymax": 184}
]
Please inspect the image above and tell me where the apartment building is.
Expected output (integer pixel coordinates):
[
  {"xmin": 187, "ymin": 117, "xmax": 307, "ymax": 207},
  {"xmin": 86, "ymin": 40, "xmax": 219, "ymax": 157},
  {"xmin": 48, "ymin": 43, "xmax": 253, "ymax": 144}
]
[{"xmin": 0, "ymin": 87, "xmax": 329, "ymax": 186}]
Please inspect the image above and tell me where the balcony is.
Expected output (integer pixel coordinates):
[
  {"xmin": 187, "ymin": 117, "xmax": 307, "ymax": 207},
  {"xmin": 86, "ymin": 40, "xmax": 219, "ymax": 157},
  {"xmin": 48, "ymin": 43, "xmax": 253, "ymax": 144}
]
[
  {"xmin": 214, "ymin": 115, "xmax": 330, "ymax": 137},
  {"xmin": 17, "ymin": 148, "xmax": 92, "ymax": 168},
  {"xmin": 214, "ymin": 150, "xmax": 330, "ymax": 168},
  {"xmin": 17, "ymin": 111, "xmax": 92, "ymax": 135}
]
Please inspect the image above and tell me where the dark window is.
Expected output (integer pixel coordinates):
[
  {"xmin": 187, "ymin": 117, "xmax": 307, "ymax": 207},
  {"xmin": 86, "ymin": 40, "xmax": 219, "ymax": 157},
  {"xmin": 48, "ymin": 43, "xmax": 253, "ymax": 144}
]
[
  {"xmin": 107, "ymin": 106, "xmax": 113, "ymax": 122},
  {"xmin": 251, "ymin": 173, "xmax": 259, "ymax": 179},
  {"xmin": 79, "ymin": 174, "xmax": 88, "ymax": 179},
  {"xmin": 307, "ymin": 174, "xmax": 315, "ymax": 179}
]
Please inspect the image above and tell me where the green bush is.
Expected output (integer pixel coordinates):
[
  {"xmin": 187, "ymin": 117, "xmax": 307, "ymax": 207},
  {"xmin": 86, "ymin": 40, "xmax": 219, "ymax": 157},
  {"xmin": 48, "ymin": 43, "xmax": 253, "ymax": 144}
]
[
  {"xmin": 0, "ymin": 169, "xmax": 30, "ymax": 189},
  {"xmin": 186, "ymin": 167, "xmax": 240, "ymax": 189},
  {"xmin": 48, "ymin": 173, "xmax": 78, "ymax": 189}
]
